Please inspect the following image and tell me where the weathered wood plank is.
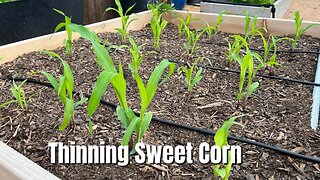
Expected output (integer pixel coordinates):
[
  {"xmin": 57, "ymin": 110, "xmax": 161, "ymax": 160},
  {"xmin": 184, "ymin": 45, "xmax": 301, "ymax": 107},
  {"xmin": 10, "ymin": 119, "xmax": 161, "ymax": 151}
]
[
  {"xmin": 83, "ymin": 0, "xmax": 117, "ymax": 25},
  {"xmin": 0, "ymin": 141, "xmax": 60, "ymax": 180},
  {"xmin": 0, "ymin": 11, "xmax": 152, "ymax": 65}
]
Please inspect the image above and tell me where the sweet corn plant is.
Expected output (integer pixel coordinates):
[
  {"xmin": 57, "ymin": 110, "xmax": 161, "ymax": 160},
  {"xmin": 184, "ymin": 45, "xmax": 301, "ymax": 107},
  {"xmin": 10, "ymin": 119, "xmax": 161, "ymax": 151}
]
[
  {"xmin": 183, "ymin": 25, "xmax": 206, "ymax": 59},
  {"xmin": 68, "ymin": 23, "xmax": 175, "ymax": 146},
  {"xmin": 255, "ymin": 30, "xmax": 292, "ymax": 68},
  {"xmin": 53, "ymin": 9, "xmax": 73, "ymax": 57},
  {"xmin": 176, "ymin": 12, "xmax": 200, "ymax": 36},
  {"xmin": 244, "ymin": 11, "xmax": 259, "ymax": 42},
  {"xmin": 148, "ymin": 2, "xmax": 173, "ymax": 49},
  {"xmin": 203, "ymin": 11, "xmax": 225, "ymax": 40},
  {"xmin": 225, "ymin": 35, "xmax": 248, "ymax": 64},
  {"xmin": 42, "ymin": 51, "xmax": 88, "ymax": 131},
  {"xmin": 0, "ymin": 80, "xmax": 28, "ymax": 109},
  {"xmin": 105, "ymin": 0, "xmax": 136, "ymax": 42},
  {"xmin": 179, "ymin": 57, "xmax": 203, "ymax": 92},
  {"xmin": 127, "ymin": 36, "xmax": 145, "ymax": 73},
  {"xmin": 213, "ymin": 115, "xmax": 244, "ymax": 180},
  {"xmin": 291, "ymin": 11, "xmax": 320, "ymax": 49},
  {"xmin": 234, "ymin": 47, "xmax": 261, "ymax": 102}
]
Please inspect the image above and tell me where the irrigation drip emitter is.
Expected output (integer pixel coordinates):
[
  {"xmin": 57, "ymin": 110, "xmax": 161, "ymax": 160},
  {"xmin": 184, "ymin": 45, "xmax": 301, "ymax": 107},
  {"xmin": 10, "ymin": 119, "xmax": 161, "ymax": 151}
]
[
  {"xmin": 155, "ymin": 58, "xmax": 320, "ymax": 87},
  {"xmin": 1, "ymin": 76, "xmax": 320, "ymax": 164}
]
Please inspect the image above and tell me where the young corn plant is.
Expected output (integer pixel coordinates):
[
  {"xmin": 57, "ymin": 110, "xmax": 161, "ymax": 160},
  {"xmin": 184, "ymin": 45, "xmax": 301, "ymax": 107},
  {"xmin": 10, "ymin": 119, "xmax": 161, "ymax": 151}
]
[
  {"xmin": 127, "ymin": 36, "xmax": 145, "ymax": 73},
  {"xmin": 203, "ymin": 11, "xmax": 225, "ymax": 40},
  {"xmin": 225, "ymin": 35, "xmax": 248, "ymax": 65},
  {"xmin": 148, "ymin": 2, "xmax": 173, "ymax": 49},
  {"xmin": 130, "ymin": 60, "xmax": 175, "ymax": 144},
  {"xmin": 69, "ymin": 23, "xmax": 175, "ymax": 146},
  {"xmin": 243, "ymin": 11, "xmax": 259, "ymax": 42},
  {"xmin": 105, "ymin": 0, "xmax": 136, "ymax": 42},
  {"xmin": 234, "ymin": 48, "xmax": 261, "ymax": 103},
  {"xmin": 176, "ymin": 12, "xmax": 200, "ymax": 36},
  {"xmin": 255, "ymin": 30, "xmax": 292, "ymax": 70},
  {"xmin": 213, "ymin": 115, "xmax": 244, "ymax": 180},
  {"xmin": 41, "ymin": 51, "xmax": 88, "ymax": 131},
  {"xmin": 183, "ymin": 25, "xmax": 206, "ymax": 60},
  {"xmin": 0, "ymin": 80, "xmax": 28, "ymax": 109},
  {"xmin": 179, "ymin": 57, "xmax": 203, "ymax": 92},
  {"xmin": 291, "ymin": 11, "xmax": 320, "ymax": 49},
  {"xmin": 53, "ymin": 9, "xmax": 73, "ymax": 57}
]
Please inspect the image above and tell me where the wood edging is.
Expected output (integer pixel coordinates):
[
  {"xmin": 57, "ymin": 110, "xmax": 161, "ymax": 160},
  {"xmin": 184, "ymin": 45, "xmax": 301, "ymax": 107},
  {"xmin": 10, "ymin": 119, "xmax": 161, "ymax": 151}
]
[{"xmin": 0, "ymin": 141, "xmax": 60, "ymax": 180}]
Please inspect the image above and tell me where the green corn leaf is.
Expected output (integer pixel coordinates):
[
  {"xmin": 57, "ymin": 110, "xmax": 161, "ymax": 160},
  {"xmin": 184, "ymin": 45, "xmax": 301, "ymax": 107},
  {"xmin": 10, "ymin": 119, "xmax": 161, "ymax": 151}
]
[
  {"xmin": 213, "ymin": 166, "xmax": 227, "ymax": 179},
  {"xmin": 146, "ymin": 60, "xmax": 174, "ymax": 106},
  {"xmin": 140, "ymin": 112, "xmax": 153, "ymax": 139},
  {"xmin": 121, "ymin": 117, "xmax": 139, "ymax": 146},
  {"xmin": 110, "ymin": 64, "xmax": 128, "ymax": 110},
  {"xmin": 53, "ymin": 8, "xmax": 66, "ymax": 16},
  {"xmin": 105, "ymin": 7, "xmax": 120, "ymax": 15},
  {"xmin": 246, "ymin": 82, "xmax": 259, "ymax": 98},
  {"xmin": 0, "ymin": 100, "xmax": 16, "ymax": 109},
  {"xmin": 88, "ymin": 71, "xmax": 116, "ymax": 117},
  {"xmin": 74, "ymin": 97, "xmax": 88, "ymax": 108},
  {"xmin": 116, "ymin": 106, "xmax": 129, "ymax": 128},
  {"xmin": 54, "ymin": 22, "xmax": 65, "ymax": 33},
  {"xmin": 60, "ymin": 60, "xmax": 74, "ymax": 99},
  {"xmin": 191, "ymin": 68, "xmax": 203, "ymax": 89},
  {"xmin": 125, "ymin": 3, "xmax": 136, "ymax": 15},
  {"xmin": 57, "ymin": 76, "xmax": 67, "ymax": 105},
  {"xmin": 92, "ymin": 41, "xmax": 117, "ymax": 73},
  {"xmin": 68, "ymin": 23, "xmax": 100, "ymax": 42},
  {"xmin": 214, "ymin": 115, "xmax": 245, "ymax": 148},
  {"xmin": 41, "ymin": 72, "xmax": 59, "ymax": 92},
  {"xmin": 59, "ymin": 98, "xmax": 74, "ymax": 131}
]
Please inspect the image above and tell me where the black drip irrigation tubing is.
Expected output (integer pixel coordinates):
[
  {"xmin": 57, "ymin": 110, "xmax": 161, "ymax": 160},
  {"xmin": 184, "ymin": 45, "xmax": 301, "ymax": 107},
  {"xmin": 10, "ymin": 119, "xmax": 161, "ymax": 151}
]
[
  {"xmin": 214, "ymin": 42, "xmax": 320, "ymax": 55},
  {"xmin": 1, "ymin": 76, "xmax": 320, "ymax": 163},
  {"xmin": 158, "ymin": 58, "xmax": 320, "ymax": 87}
]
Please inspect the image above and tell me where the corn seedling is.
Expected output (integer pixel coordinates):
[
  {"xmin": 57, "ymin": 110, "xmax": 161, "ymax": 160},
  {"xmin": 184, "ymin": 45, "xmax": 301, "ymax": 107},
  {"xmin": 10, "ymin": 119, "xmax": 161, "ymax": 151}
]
[
  {"xmin": 203, "ymin": 11, "xmax": 225, "ymax": 40},
  {"xmin": 127, "ymin": 36, "xmax": 145, "ymax": 73},
  {"xmin": 179, "ymin": 57, "xmax": 203, "ymax": 92},
  {"xmin": 41, "ymin": 51, "xmax": 88, "ymax": 131},
  {"xmin": 183, "ymin": 25, "xmax": 206, "ymax": 59},
  {"xmin": 68, "ymin": 23, "xmax": 175, "ymax": 146},
  {"xmin": 105, "ymin": 0, "xmax": 137, "ymax": 42},
  {"xmin": 53, "ymin": 9, "xmax": 73, "ymax": 57},
  {"xmin": 213, "ymin": 115, "xmax": 244, "ymax": 180},
  {"xmin": 0, "ymin": 80, "xmax": 28, "ymax": 109},
  {"xmin": 225, "ymin": 35, "xmax": 248, "ymax": 64},
  {"xmin": 234, "ymin": 48, "xmax": 261, "ymax": 102},
  {"xmin": 255, "ymin": 30, "xmax": 292, "ymax": 69},
  {"xmin": 291, "ymin": 11, "xmax": 320, "ymax": 49},
  {"xmin": 131, "ymin": 59, "xmax": 175, "ymax": 143},
  {"xmin": 176, "ymin": 12, "xmax": 200, "ymax": 36},
  {"xmin": 148, "ymin": 2, "xmax": 173, "ymax": 49},
  {"xmin": 243, "ymin": 11, "xmax": 259, "ymax": 42}
]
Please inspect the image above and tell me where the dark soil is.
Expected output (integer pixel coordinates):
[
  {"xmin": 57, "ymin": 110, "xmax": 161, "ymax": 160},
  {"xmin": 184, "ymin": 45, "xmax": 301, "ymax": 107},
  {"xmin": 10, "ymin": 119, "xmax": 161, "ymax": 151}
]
[{"xmin": 0, "ymin": 23, "xmax": 320, "ymax": 179}]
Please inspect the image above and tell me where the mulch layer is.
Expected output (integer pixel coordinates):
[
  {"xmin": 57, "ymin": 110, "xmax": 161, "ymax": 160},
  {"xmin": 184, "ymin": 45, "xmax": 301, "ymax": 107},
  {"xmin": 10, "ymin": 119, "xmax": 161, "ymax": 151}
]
[{"xmin": 0, "ymin": 23, "xmax": 320, "ymax": 179}]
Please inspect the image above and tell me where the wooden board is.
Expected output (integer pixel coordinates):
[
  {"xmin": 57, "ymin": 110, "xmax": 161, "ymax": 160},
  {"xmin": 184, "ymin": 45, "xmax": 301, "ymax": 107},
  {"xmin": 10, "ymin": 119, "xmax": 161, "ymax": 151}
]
[
  {"xmin": 0, "ymin": 141, "xmax": 60, "ymax": 180},
  {"xmin": 0, "ymin": 9, "xmax": 320, "ymax": 178},
  {"xmin": 164, "ymin": 10, "xmax": 320, "ymax": 37},
  {"xmin": 0, "ymin": 11, "xmax": 152, "ymax": 65}
]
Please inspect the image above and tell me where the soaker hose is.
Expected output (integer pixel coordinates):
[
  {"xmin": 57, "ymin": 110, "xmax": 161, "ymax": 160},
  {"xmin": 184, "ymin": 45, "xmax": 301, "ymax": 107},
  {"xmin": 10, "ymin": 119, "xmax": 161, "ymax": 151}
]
[{"xmin": 1, "ymin": 76, "xmax": 319, "ymax": 163}]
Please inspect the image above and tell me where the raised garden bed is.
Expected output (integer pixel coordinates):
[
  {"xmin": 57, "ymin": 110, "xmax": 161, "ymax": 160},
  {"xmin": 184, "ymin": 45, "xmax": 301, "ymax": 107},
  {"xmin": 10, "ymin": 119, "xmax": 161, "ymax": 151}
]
[
  {"xmin": 0, "ymin": 10, "xmax": 320, "ymax": 179},
  {"xmin": 200, "ymin": 0, "xmax": 291, "ymax": 18}
]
